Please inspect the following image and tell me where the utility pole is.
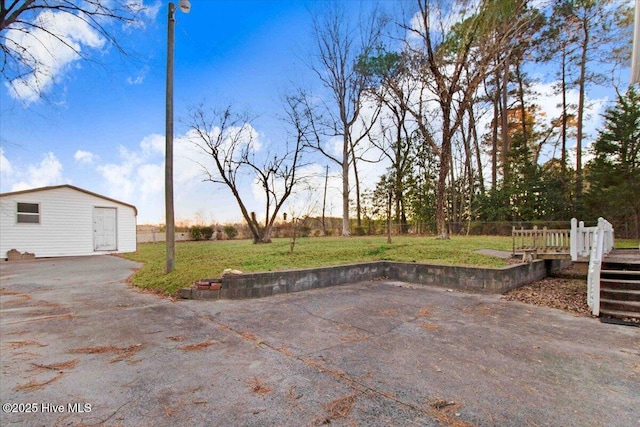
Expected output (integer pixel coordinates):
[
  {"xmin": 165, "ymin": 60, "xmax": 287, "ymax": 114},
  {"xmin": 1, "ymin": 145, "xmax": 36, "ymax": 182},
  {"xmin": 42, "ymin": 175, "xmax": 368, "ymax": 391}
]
[{"xmin": 165, "ymin": 0, "xmax": 191, "ymax": 273}]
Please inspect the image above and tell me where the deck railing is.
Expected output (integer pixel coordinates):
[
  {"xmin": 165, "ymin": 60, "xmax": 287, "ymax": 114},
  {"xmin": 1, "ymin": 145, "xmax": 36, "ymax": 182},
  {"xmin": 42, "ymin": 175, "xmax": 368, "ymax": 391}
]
[
  {"xmin": 512, "ymin": 226, "xmax": 571, "ymax": 255},
  {"xmin": 512, "ymin": 217, "xmax": 615, "ymax": 316},
  {"xmin": 569, "ymin": 217, "xmax": 614, "ymax": 261},
  {"xmin": 586, "ymin": 217, "xmax": 615, "ymax": 315}
]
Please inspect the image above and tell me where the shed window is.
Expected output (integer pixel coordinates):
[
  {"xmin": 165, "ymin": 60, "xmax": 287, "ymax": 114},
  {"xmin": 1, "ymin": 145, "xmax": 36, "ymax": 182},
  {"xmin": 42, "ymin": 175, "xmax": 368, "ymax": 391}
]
[{"xmin": 17, "ymin": 202, "xmax": 40, "ymax": 224}]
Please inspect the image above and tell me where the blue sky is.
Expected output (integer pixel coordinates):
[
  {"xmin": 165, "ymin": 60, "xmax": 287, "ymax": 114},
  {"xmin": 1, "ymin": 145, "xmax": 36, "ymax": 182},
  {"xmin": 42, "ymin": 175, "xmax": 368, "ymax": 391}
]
[
  {"xmin": 1, "ymin": 0, "xmax": 330, "ymax": 224},
  {"xmin": 0, "ymin": 0, "xmax": 634, "ymax": 225}
]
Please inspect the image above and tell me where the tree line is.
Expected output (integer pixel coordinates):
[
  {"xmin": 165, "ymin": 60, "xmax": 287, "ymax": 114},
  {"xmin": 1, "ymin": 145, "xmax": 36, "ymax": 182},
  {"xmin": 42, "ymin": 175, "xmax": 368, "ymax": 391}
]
[
  {"xmin": 297, "ymin": 0, "xmax": 637, "ymax": 240},
  {"xmin": 189, "ymin": 0, "xmax": 638, "ymax": 241}
]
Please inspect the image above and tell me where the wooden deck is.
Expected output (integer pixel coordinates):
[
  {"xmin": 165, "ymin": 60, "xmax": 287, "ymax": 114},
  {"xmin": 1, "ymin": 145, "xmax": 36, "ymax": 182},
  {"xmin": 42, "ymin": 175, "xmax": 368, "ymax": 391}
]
[{"xmin": 603, "ymin": 249, "xmax": 640, "ymax": 265}]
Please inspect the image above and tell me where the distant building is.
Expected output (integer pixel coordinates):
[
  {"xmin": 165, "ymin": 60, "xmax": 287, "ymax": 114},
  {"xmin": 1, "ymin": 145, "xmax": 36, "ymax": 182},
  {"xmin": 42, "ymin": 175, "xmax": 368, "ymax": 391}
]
[{"xmin": 0, "ymin": 185, "xmax": 137, "ymax": 259}]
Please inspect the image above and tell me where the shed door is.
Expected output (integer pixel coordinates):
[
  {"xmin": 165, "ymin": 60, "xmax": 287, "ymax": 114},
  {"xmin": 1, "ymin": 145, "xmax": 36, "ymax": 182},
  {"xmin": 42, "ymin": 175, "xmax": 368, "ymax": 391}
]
[{"xmin": 94, "ymin": 207, "xmax": 117, "ymax": 251}]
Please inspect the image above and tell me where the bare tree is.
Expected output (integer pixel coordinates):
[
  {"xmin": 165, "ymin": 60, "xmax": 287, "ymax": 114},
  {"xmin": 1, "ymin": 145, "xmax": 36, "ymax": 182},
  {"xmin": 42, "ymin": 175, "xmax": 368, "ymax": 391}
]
[
  {"xmin": 186, "ymin": 101, "xmax": 309, "ymax": 244},
  {"xmin": 402, "ymin": 0, "xmax": 538, "ymax": 238},
  {"xmin": 363, "ymin": 58, "xmax": 414, "ymax": 231},
  {"xmin": 306, "ymin": 2, "xmax": 388, "ymax": 236},
  {"xmin": 0, "ymin": 0, "xmax": 146, "ymax": 99}
]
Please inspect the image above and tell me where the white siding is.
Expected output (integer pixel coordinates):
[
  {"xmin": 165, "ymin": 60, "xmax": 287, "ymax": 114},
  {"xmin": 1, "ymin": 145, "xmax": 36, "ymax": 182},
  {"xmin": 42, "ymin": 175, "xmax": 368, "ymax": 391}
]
[{"xmin": 0, "ymin": 187, "xmax": 136, "ymax": 258}]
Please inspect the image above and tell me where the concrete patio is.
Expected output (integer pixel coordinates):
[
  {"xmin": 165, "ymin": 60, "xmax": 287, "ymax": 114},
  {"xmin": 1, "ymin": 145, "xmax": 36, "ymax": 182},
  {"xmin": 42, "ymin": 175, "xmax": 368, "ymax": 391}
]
[{"xmin": 1, "ymin": 256, "xmax": 638, "ymax": 426}]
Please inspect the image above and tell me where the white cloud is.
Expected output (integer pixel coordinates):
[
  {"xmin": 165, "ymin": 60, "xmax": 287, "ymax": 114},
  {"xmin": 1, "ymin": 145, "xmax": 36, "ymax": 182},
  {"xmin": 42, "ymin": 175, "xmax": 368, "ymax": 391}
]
[
  {"xmin": 325, "ymin": 135, "xmax": 343, "ymax": 159},
  {"xmin": 407, "ymin": 0, "xmax": 481, "ymax": 44},
  {"xmin": 74, "ymin": 150, "xmax": 98, "ymax": 164},
  {"xmin": 93, "ymin": 132, "xmax": 211, "ymax": 224},
  {"xmin": 9, "ymin": 152, "xmax": 67, "ymax": 191},
  {"xmin": 126, "ymin": 66, "xmax": 149, "ymax": 85},
  {"xmin": 0, "ymin": 148, "xmax": 13, "ymax": 177},
  {"xmin": 140, "ymin": 133, "xmax": 165, "ymax": 156},
  {"xmin": 137, "ymin": 163, "xmax": 164, "ymax": 195},
  {"xmin": 96, "ymin": 143, "xmax": 149, "ymax": 200},
  {"xmin": 97, "ymin": 162, "xmax": 136, "ymax": 199},
  {"xmin": 4, "ymin": 10, "xmax": 105, "ymax": 103},
  {"xmin": 123, "ymin": 0, "xmax": 161, "ymax": 30}
]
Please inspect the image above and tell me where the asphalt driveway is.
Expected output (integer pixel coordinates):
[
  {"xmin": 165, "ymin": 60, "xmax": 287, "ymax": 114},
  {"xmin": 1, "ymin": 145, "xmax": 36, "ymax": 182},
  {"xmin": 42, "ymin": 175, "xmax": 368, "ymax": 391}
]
[{"xmin": 1, "ymin": 255, "xmax": 638, "ymax": 426}]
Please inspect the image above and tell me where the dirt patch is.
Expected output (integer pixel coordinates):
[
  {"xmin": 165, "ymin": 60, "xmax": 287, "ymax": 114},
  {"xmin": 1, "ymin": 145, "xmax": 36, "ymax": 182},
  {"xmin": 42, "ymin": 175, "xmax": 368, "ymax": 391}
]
[
  {"xmin": 503, "ymin": 266, "xmax": 591, "ymax": 317},
  {"xmin": 419, "ymin": 323, "xmax": 440, "ymax": 331},
  {"xmin": 69, "ymin": 344, "xmax": 143, "ymax": 363},
  {"xmin": 416, "ymin": 307, "xmax": 431, "ymax": 318},
  {"xmin": 427, "ymin": 398, "xmax": 471, "ymax": 427},
  {"xmin": 249, "ymin": 377, "xmax": 272, "ymax": 395},
  {"xmin": 31, "ymin": 359, "xmax": 78, "ymax": 372},
  {"xmin": 15, "ymin": 373, "xmax": 64, "ymax": 392},
  {"xmin": 325, "ymin": 394, "xmax": 356, "ymax": 419},
  {"xmin": 6, "ymin": 340, "xmax": 47, "ymax": 349},
  {"xmin": 179, "ymin": 339, "xmax": 217, "ymax": 351}
]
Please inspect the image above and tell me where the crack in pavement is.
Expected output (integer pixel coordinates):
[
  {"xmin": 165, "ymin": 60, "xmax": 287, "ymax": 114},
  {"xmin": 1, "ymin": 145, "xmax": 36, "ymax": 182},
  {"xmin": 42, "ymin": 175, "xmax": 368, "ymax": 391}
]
[{"xmin": 182, "ymin": 306, "xmax": 471, "ymax": 426}]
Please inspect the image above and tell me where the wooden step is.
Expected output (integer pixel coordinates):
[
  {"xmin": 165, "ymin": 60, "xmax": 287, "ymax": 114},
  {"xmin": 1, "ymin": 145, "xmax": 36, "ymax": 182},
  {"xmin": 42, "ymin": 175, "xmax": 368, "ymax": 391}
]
[
  {"xmin": 602, "ymin": 262, "xmax": 640, "ymax": 272},
  {"xmin": 600, "ymin": 278, "xmax": 640, "ymax": 290},
  {"xmin": 599, "ymin": 308, "xmax": 640, "ymax": 326},
  {"xmin": 600, "ymin": 269, "xmax": 640, "ymax": 277},
  {"xmin": 600, "ymin": 289, "xmax": 640, "ymax": 302},
  {"xmin": 600, "ymin": 299, "xmax": 640, "ymax": 313}
]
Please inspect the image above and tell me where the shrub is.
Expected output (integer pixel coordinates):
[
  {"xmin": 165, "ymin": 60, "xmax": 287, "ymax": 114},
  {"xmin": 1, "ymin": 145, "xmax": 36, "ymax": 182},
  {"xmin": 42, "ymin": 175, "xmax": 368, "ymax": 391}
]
[
  {"xmin": 201, "ymin": 226, "xmax": 214, "ymax": 240},
  {"xmin": 223, "ymin": 225, "xmax": 238, "ymax": 240},
  {"xmin": 299, "ymin": 225, "xmax": 311, "ymax": 237},
  {"xmin": 190, "ymin": 226, "xmax": 203, "ymax": 241},
  {"xmin": 354, "ymin": 226, "xmax": 367, "ymax": 236}
]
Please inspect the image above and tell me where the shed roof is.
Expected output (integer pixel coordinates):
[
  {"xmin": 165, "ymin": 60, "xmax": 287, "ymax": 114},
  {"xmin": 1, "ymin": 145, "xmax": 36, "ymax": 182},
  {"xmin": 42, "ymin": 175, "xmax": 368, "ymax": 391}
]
[{"xmin": 0, "ymin": 184, "xmax": 138, "ymax": 216}]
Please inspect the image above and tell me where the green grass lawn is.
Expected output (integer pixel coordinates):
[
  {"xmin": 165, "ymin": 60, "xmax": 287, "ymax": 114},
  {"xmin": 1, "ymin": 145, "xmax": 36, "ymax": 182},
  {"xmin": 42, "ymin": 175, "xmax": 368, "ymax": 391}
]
[
  {"xmin": 122, "ymin": 235, "xmax": 515, "ymax": 295},
  {"xmin": 616, "ymin": 239, "xmax": 640, "ymax": 249},
  {"xmin": 122, "ymin": 235, "xmax": 640, "ymax": 295}
]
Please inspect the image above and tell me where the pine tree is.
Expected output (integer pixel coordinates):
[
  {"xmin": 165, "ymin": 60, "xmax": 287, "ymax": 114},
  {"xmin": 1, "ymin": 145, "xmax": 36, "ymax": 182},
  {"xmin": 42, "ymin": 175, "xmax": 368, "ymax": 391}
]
[{"xmin": 585, "ymin": 86, "xmax": 640, "ymax": 238}]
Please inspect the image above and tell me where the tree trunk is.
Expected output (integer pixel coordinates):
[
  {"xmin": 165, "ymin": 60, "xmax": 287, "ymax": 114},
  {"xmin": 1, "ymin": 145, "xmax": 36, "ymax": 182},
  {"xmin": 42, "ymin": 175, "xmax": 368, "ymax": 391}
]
[
  {"xmin": 322, "ymin": 165, "xmax": 329, "ymax": 235},
  {"xmin": 501, "ymin": 56, "xmax": 510, "ymax": 181},
  {"xmin": 352, "ymin": 149, "xmax": 362, "ymax": 229},
  {"xmin": 436, "ymin": 124, "xmax": 452, "ymax": 239},
  {"xmin": 575, "ymin": 23, "xmax": 589, "ymax": 215},
  {"xmin": 342, "ymin": 134, "xmax": 350, "ymax": 236},
  {"xmin": 561, "ymin": 49, "xmax": 568, "ymax": 174},
  {"xmin": 449, "ymin": 151, "xmax": 457, "ymax": 230},
  {"xmin": 491, "ymin": 72, "xmax": 499, "ymax": 189},
  {"xmin": 516, "ymin": 63, "xmax": 528, "ymax": 153}
]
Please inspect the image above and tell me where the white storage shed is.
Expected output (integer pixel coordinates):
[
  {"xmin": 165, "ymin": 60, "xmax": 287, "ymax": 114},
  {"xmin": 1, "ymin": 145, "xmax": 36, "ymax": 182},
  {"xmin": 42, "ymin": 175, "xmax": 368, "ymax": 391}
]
[{"xmin": 0, "ymin": 185, "xmax": 137, "ymax": 259}]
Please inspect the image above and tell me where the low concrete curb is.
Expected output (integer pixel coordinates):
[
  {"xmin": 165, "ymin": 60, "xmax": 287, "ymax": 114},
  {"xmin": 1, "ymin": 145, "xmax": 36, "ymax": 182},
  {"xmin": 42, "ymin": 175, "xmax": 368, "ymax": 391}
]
[{"xmin": 181, "ymin": 258, "xmax": 570, "ymax": 300}]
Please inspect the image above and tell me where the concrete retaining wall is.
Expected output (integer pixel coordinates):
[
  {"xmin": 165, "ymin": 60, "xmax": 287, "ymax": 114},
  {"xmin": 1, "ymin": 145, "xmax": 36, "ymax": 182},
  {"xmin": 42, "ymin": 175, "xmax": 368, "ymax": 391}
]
[
  {"xmin": 386, "ymin": 259, "xmax": 566, "ymax": 294},
  {"xmin": 181, "ymin": 258, "xmax": 570, "ymax": 300}
]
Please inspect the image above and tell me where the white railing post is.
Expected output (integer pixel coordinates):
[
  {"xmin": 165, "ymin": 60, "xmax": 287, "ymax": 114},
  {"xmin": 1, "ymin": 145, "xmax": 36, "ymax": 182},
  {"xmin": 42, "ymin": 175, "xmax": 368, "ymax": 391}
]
[
  {"xmin": 587, "ymin": 222, "xmax": 606, "ymax": 316},
  {"xmin": 602, "ymin": 218, "xmax": 614, "ymax": 254},
  {"xmin": 579, "ymin": 220, "xmax": 584, "ymax": 256},
  {"xmin": 584, "ymin": 221, "xmax": 592, "ymax": 257},
  {"xmin": 569, "ymin": 218, "xmax": 578, "ymax": 262}
]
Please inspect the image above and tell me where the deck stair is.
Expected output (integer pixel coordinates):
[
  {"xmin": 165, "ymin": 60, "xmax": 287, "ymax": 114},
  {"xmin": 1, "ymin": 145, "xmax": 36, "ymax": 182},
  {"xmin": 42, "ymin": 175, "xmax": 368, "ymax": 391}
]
[{"xmin": 598, "ymin": 251, "xmax": 640, "ymax": 326}]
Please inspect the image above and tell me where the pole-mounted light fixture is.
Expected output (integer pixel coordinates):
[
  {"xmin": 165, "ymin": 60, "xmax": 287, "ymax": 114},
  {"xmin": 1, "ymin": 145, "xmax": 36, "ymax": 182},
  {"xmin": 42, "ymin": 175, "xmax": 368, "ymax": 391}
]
[
  {"xmin": 165, "ymin": 1, "xmax": 191, "ymax": 274},
  {"xmin": 179, "ymin": 0, "xmax": 191, "ymax": 14}
]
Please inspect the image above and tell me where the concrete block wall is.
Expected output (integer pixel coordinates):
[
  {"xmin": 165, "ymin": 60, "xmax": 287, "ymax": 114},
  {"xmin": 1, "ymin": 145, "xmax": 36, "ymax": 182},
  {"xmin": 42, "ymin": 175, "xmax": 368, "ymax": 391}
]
[
  {"xmin": 180, "ymin": 258, "xmax": 570, "ymax": 300},
  {"xmin": 387, "ymin": 259, "xmax": 568, "ymax": 294}
]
